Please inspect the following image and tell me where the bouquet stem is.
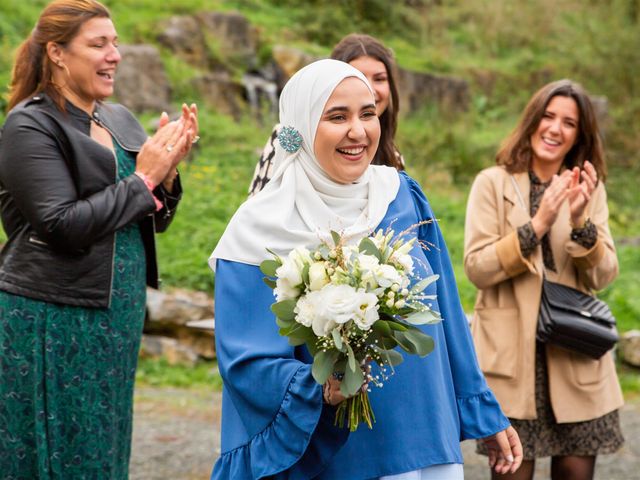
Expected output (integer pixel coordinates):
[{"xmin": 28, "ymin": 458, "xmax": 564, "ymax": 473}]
[{"xmin": 334, "ymin": 390, "xmax": 375, "ymax": 432}]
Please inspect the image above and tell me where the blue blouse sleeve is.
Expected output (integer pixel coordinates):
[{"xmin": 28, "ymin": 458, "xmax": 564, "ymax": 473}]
[
  {"xmin": 211, "ymin": 260, "xmax": 348, "ymax": 480},
  {"xmin": 404, "ymin": 173, "xmax": 510, "ymax": 440}
]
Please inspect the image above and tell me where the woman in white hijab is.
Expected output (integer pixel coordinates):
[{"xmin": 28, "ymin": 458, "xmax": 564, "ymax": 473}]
[{"xmin": 209, "ymin": 59, "xmax": 522, "ymax": 480}]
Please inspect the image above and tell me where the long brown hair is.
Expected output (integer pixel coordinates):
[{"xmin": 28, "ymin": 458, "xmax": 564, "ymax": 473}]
[
  {"xmin": 7, "ymin": 0, "xmax": 111, "ymax": 112},
  {"xmin": 496, "ymin": 79, "xmax": 607, "ymax": 181},
  {"xmin": 331, "ymin": 34, "xmax": 403, "ymax": 171}
]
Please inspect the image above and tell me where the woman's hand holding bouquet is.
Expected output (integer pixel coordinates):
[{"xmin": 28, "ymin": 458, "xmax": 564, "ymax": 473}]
[{"xmin": 260, "ymin": 228, "xmax": 441, "ymax": 431}]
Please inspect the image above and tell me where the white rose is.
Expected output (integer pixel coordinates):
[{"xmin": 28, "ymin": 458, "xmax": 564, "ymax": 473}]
[
  {"xmin": 276, "ymin": 259, "xmax": 302, "ymax": 289},
  {"xmin": 342, "ymin": 244, "xmax": 360, "ymax": 259},
  {"xmin": 396, "ymin": 253, "xmax": 414, "ymax": 275},
  {"xmin": 353, "ymin": 290, "xmax": 379, "ymax": 330},
  {"xmin": 274, "ymin": 247, "xmax": 312, "ymax": 301},
  {"xmin": 375, "ymin": 264, "xmax": 402, "ymax": 288},
  {"xmin": 274, "ymin": 279, "xmax": 300, "ymax": 302},
  {"xmin": 294, "ymin": 294, "xmax": 317, "ymax": 327},
  {"xmin": 308, "ymin": 262, "xmax": 329, "ymax": 291},
  {"xmin": 358, "ymin": 253, "xmax": 380, "ymax": 272},
  {"xmin": 357, "ymin": 253, "xmax": 381, "ymax": 289},
  {"xmin": 311, "ymin": 284, "xmax": 361, "ymax": 337},
  {"xmin": 290, "ymin": 246, "xmax": 312, "ymax": 265}
]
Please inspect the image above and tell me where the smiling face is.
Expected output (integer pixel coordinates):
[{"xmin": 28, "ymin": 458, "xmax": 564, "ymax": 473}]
[
  {"xmin": 530, "ymin": 95, "xmax": 579, "ymax": 173},
  {"xmin": 348, "ymin": 55, "xmax": 390, "ymax": 117},
  {"xmin": 50, "ymin": 17, "xmax": 120, "ymax": 113},
  {"xmin": 313, "ymin": 77, "xmax": 380, "ymax": 184}
]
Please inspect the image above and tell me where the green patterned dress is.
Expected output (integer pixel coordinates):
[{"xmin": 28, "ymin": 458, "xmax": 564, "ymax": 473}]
[{"xmin": 0, "ymin": 142, "xmax": 147, "ymax": 479}]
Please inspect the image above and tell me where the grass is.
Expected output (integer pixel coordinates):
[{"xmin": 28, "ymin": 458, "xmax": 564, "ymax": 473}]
[
  {"xmin": 1, "ymin": 0, "xmax": 638, "ymax": 392},
  {"xmin": 154, "ymin": 110, "xmax": 273, "ymax": 291},
  {"xmin": 617, "ymin": 361, "xmax": 640, "ymax": 401},
  {"xmin": 134, "ymin": 355, "xmax": 640, "ymax": 400},
  {"xmin": 136, "ymin": 357, "xmax": 223, "ymax": 390}
]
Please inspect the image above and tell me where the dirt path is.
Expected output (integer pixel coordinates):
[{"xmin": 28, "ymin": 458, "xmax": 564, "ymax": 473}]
[{"xmin": 131, "ymin": 387, "xmax": 640, "ymax": 479}]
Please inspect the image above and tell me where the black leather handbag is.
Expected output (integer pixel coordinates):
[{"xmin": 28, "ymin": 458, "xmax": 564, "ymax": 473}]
[
  {"xmin": 507, "ymin": 175, "xmax": 618, "ymax": 359},
  {"xmin": 537, "ymin": 279, "xmax": 618, "ymax": 359}
]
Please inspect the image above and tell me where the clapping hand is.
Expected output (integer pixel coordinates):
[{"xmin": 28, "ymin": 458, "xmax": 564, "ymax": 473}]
[
  {"xmin": 157, "ymin": 103, "xmax": 199, "ymax": 190},
  {"xmin": 567, "ymin": 160, "xmax": 598, "ymax": 226},
  {"xmin": 530, "ymin": 170, "xmax": 573, "ymax": 238}
]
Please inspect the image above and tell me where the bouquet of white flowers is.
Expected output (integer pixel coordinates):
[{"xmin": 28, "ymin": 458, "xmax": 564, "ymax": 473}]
[{"xmin": 260, "ymin": 228, "xmax": 441, "ymax": 431}]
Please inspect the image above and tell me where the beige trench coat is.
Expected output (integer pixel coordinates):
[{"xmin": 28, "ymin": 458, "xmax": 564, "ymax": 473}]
[{"xmin": 463, "ymin": 166, "xmax": 623, "ymax": 423}]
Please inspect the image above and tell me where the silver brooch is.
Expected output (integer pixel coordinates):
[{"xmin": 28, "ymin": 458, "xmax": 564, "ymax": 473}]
[{"xmin": 277, "ymin": 126, "xmax": 303, "ymax": 153}]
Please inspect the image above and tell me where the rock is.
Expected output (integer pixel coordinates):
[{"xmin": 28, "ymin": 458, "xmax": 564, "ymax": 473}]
[
  {"xmin": 191, "ymin": 72, "xmax": 245, "ymax": 120},
  {"xmin": 196, "ymin": 11, "xmax": 258, "ymax": 68},
  {"xmin": 140, "ymin": 335, "xmax": 199, "ymax": 366},
  {"xmin": 176, "ymin": 330, "xmax": 216, "ymax": 360},
  {"xmin": 397, "ymin": 68, "xmax": 470, "ymax": 113},
  {"xmin": 146, "ymin": 287, "xmax": 214, "ymax": 328},
  {"xmin": 467, "ymin": 68, "xmax": 499, "ymax": 97},
  {"xmin": 242, "ymin": 72, "xmax": 279, "ymax": 123},
  {"xmin": 144, "ymin": 288, "xmax": 216, "ymax": 361},
  {"xmin": 114, "ymin": 45, "xmax": 171, "ymax": 113},
  {"xmin": 157, "ymin": 15, "xmax": 211, "ymax": 69},
  {"xmin": 271, "ymin": 45, "xmax": 316, "ymax": 82},
  {"xmin": 620, "ymin": 330, "xmax": 640, "ymax": 367}
]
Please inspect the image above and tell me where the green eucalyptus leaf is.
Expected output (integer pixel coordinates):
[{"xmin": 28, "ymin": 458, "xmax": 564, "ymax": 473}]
[
  {"xmin": 259, "ymin": 259, "xmax": 280, "ymax": 277},
  {"xmin": 372, "ymin": 319, "xmax": 392, "ymax": 337},
  {"xmin": 281, "ymin": 322, "xmax": 312, "ymax": 340},
  {"xmin": 331, "ymin": 230, "xmax": 342, "ymax": 247},
  {"xmin": 263, "ymin": 277, "xmax": 276, "ymax": 289},
  {"xmin": 340, "ymin": 362, "xmax": 364, "ymax": 397},
  {"xmin": 346, "ymin": 343, "xmax": 357, "ymax": 372},
  {"xmin": 306, "ymin": 340, "xmax": 319, "ymax": 356},
  {"xmin": 402, "ymin": 329, "xmax": 435, "ymax": 357},
  {"xmin": 394, "ymin": 331, "xmax": 418, "ymax": 354},
  {"xmin": 411, "ymin": 274, "xmax": 440, "ymax": 294},
  {"xmin": 387, "ymin": 320, "xmax": 408, "ymax": 331},
  {"xmin": 301, "ymin": 263, "xmax": 310, "ymax": 285},
  {"xmin": 275, "ymin": 316, "xmax": 294, "ymax": 328},
  {"xmin": 318, "ymin": 244, "xmax": 331, "ymax": 259},
  {"xmin": 271, "ymin": 299, "xmax": 297, "ymax": 321},
  {"xmin": 331, "ymin": 328, "xmax": 344, "ymax": 351},
  {"xmin": 377, "ymin": 335, "xmax": 399, "ymax": 350},
  {"xmin": 288, "ymin": 336, "xmax": 307, "ymax": 346},
  {"xmin": 394, "ymin": 307, "xmax": 414, "ymax": 316},
  {"xmin": 380, "ymin": 348, "xmax": 404, "ymax": 366},
  {"xmin": 312, "ymin": 350, "xmax": 337, "ymax": 384},
  {"xmin": 358, "ymin": 237, "xmax": 382, "ymax": 261},
  {"xmin": 405, "ymin": 309, "xmax": 441, "ymax": 325}
]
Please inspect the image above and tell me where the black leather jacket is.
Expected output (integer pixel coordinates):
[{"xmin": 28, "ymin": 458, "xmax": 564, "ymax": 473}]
[{"xmin": 0, "ymin": 94, "xmax": 182, "ymax": 308}]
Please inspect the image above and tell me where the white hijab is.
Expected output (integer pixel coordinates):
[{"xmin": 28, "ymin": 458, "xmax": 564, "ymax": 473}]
[{"xmin": 209, "ymin": 59, "xmax": 400, "ymax": 269}]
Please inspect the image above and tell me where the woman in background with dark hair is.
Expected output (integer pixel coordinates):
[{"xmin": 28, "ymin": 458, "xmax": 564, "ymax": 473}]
[
  {"xmin": 0, "ymin": 0, "xmax": 197, "ymax": 477},
  {"xmin": 464, "ymin": 79, "xmax": 623, "ymax": 480},
  {"xmin": 249, "ymin": 33, "xmax": 403, "ymax": 196}
]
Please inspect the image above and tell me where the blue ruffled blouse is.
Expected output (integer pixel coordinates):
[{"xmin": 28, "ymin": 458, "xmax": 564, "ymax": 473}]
[{"xmin": 211, "ymin": 173, "xmax": 509, "ymax": 480}]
